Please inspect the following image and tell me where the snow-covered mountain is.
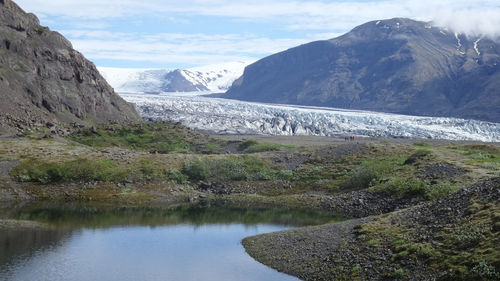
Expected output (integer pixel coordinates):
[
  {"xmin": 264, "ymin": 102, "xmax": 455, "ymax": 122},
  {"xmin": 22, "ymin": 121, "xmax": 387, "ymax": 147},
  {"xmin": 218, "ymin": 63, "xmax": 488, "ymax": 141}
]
[
  {"xmin": 98, "ymin": 61, "xmax": 252, "ymax": 93},
  {"xmin": 121, "ymin": 93, "xmax": 500, "ymax": 142}
]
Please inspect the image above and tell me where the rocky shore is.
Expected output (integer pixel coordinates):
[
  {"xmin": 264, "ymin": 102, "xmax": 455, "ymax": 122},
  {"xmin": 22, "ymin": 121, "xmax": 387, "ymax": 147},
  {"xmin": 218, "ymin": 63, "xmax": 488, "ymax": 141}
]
[{"xmin": 244, "ymin": 178, "xmax": 500, "ymax": 280}]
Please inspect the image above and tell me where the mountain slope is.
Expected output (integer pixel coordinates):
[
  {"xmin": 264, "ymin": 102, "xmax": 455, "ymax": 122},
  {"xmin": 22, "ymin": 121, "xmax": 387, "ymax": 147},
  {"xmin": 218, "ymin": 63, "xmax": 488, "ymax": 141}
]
[
  {"xmin": 98, "ymin": 61, "xmax": 251, "ymax": 93},
  {"xmin": 0, "ymin": 0, "xmax": 140, "ymax": 135},
  {"xmin": 225, "ymin": 18, "xmax": 500, "ymax": 122}
]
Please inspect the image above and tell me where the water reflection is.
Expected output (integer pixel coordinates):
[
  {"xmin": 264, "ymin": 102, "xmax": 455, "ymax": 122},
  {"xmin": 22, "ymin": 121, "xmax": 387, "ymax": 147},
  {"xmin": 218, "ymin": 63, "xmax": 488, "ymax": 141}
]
[
  {"xmin": 0, "ymin": 227, "xmax": 72, "ymax": 268},
  {"xmin": 0, "ymin": 202, "xmax": 337, "ymax": 281}
]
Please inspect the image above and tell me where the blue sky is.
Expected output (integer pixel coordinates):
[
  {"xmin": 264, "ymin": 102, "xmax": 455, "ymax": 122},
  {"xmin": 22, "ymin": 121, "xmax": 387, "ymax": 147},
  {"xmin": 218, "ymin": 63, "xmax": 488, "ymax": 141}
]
[{"xmin": 15, "ymin": 0, "xmax": 500, "ymax": 69}]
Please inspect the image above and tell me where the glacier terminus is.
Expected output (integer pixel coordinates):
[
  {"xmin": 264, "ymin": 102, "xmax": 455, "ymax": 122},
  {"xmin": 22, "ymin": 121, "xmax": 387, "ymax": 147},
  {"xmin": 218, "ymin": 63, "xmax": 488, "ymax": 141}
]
[{"xmin": 121, "ymin": 92, "xmax": 499, "ymax": 142}]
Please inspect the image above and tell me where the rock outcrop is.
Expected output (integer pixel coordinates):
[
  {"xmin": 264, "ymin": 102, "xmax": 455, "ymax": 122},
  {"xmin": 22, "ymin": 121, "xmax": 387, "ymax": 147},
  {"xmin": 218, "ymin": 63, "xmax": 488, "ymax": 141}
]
[
  {"xmin": 226, "ymin": 18, "xmax": 500, "ymax": 122},
  {"xmin": 0, "ymin": 0, "xmax": 140, "ymax": 136}
]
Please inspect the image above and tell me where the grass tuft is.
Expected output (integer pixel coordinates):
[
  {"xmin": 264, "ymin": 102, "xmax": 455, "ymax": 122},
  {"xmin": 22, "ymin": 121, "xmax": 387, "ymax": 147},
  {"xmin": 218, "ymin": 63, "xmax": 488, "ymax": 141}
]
[{"xmin": 183, "ymin": 156, "xmax": 291, "ymax": 182}]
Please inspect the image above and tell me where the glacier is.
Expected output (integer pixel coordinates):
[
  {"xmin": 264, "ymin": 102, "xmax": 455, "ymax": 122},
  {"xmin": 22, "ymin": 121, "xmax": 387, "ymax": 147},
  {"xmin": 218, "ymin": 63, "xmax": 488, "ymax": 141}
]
[
  {"xmin": 121, "ymin": 93, "xmax": 500, "ymax": 142},
  {"xmin": 98, "ymin": 61, "xmax": 252, "ymax": 93}
]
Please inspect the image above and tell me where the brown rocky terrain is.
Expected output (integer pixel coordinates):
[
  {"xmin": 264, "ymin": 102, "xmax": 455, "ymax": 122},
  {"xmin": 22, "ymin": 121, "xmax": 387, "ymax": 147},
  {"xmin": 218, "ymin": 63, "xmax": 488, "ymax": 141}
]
[{"xmin": 0, "ymin": 0, "xmax": 140, "ymax": 137}]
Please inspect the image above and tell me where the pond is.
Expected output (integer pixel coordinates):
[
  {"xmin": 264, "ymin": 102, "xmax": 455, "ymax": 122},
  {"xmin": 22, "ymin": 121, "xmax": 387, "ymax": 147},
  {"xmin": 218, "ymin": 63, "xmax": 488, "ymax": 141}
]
[{"xmin": 0, "ymin": 202, "xmax": 337, "ymax": 281}]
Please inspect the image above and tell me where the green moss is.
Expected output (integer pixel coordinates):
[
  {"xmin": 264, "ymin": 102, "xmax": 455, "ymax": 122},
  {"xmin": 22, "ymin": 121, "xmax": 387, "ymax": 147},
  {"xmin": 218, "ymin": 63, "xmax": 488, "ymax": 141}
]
[
  {"xmin": 443, "ymin": 221, "xmax": 490, "ymax": 250},
  {"xmin": 360, "ymin": 201, "xmax": 500, "ymax": 281},
  {"xmin": 367, "ymin": 239, "xmax": 380, "ymax": 246},
  {"xmin": 414, "ymin": 142, "xmax": 431, "ymax": 147},
  {"xmin": 372, "ymin": 178, "xmax": 458, "ymax": 200},
  {"xmin": 237, "ymin": 139, "xmax": 295, "ymax": 153},
  {"xmin": 352, "ymin": 265, "xmax": 361, "ymax": 272},
  {"xmin": 34, "ymin": 26, "xmax": 46, "ymax": 35},
  {"xmin": 393, "ymin": 268, "xmax": 405, "ymax": 278},
  {"xmin": 70, "ymin": 123, "xmax": 223, "ymax": 154},
  {"xmin": 447, "ymin": 145, "xmax": 499, "ymax": 164},
  {"xmin": 392, "ymin": 250, "xmax": 409, "ymax": 261},
  {"xmin": 470, "ymin": 261, "xmax": 499, "ymax": 280}
]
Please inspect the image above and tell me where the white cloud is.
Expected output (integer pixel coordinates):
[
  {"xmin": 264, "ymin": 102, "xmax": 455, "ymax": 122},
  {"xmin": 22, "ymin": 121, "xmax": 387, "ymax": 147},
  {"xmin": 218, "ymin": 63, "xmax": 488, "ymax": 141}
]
[
  {"xmin": 14, "ymin": 0, "xmax": 500, "ymax": 67},
  {"xmin": 15, "ymin": 0, "xmax": 500, "ymax": 35},
  {"xmin": 63, "ymin": 30, "xmax": 311, "ymax": 66}
]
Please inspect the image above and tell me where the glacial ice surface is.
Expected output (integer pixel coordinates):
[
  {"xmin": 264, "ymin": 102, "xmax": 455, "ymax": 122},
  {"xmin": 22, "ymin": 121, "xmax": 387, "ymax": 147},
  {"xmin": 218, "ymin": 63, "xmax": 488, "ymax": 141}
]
[{"xmin": 121, "ymin": 93, "xmax": 500, "ymax": 142}]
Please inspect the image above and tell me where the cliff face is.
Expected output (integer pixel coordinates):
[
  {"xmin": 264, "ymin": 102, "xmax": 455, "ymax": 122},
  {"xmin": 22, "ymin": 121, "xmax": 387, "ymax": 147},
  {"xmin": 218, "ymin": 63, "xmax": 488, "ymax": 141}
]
[
  {"xmin": 226, "ymin": 18, "xmax": 500, "ymax": 122},
  {"xmin": 0, "ymin": 0, "xmax": 140, "ymax": 135}
]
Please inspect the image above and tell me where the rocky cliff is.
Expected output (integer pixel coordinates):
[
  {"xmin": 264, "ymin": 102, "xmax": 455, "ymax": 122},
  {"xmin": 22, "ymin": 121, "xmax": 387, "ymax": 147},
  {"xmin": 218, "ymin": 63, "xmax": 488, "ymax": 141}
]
[
  {"xmin": 226, "ymin": 18, "xmax": 500, "ymax": 122},
  {"xmin": 0, "ymin": 0, "xmax": 140, "ymax": 136}
]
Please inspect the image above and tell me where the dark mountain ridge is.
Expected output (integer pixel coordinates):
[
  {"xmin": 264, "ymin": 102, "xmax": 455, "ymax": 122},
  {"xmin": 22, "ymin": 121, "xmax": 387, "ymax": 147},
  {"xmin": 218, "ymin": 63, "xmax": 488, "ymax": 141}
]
[
  {"xmin": 226, "ymin": 18, "xmax": 500, "ymax": 122},
  {"xmin": 0, "ymin": 0, "xmax": 140, "ymax": 136}
]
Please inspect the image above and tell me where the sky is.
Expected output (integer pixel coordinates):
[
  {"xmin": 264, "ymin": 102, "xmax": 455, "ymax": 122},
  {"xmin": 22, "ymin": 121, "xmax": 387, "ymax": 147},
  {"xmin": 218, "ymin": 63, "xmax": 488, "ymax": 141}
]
[{"xmin": 14, "ymin": 0, "xmax": 500, "ymax": 69}]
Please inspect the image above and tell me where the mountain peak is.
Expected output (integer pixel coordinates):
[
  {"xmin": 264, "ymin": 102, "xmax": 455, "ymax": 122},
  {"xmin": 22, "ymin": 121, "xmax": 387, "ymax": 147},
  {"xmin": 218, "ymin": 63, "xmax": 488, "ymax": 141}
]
[
  {"xmin": 98, "ymin": 61, "xmax": 252, "ymax": 93},
  {"xmin": 226, "ymin": 18, "xmax": 500, "ymax": 122}
]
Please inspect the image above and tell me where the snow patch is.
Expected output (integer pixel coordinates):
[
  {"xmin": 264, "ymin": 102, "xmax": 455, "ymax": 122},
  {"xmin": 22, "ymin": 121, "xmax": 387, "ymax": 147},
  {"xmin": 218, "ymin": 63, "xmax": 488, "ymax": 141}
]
[
  {"xmin": 474, "ymin": 38, "xmax": 481, "ymax": 56},
  {"xmin": 455, "ymin": 33, "xmax": 462, "ymax": 49},
  {"xmin": 454, "ymin": 33, "xmax": 465, "ymax": 55},
  {"xmin": 121, "ymin": 93, "xmax": 500, "ymax": 142}
]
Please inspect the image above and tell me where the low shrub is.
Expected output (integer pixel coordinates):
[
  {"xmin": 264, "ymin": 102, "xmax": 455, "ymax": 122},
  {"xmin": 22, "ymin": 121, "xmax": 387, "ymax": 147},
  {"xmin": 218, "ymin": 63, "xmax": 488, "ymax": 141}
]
[
  {"xmin": 12, "ymin": 158, "xmax": 127, "ymax": 183},
  {"xmin": 342, "ymin": 157, "xmax": 404, "ymax": 190},
  {"xmin": 470, "ymin": 261, "xmax": 499, "ymax": 280},
  {"xmin": 404, "ymin": 149, "xmax": 432, "ymax": 165},
  {"xmin": 448, "ymin": 221, "xmax": 489, "ymax": 249},
  {"xmin": 166, "ymin": 169, "xmax": 189, "ymax": 184},
  {"xmin": 183, "ymin": 156, "xmax": 281, "ymax": 182},
  {"xmin": 183, "ymin": 159, "xmax": 209, "ymax": 181},
  {"xmin": 372, "ymin": 177, "xmax": 428, "ymax": 198},
  {"xmin": 426, "ymin": 182, "xmax": 459, "ymax": 200}
]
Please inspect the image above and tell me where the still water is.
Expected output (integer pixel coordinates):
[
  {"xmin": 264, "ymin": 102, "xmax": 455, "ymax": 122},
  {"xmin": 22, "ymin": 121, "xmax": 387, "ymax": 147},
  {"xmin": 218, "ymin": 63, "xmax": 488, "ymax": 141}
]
[{"xmin": 0, "ymin": 202, "xmax": 336, "ymax": 281}]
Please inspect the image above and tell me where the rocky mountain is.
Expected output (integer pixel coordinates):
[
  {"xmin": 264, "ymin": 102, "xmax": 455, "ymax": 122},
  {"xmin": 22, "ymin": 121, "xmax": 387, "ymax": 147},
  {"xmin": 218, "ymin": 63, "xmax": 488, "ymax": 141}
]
[
  {"xmin": 225, "ymin": 18, "xmax": 500, "ymax": 122},
  {"xmin": 0, "ymin": 0, "xmax": 140, "ymax": 136},
  {"xmin": 98, "ymin": 61, "xmax": 251, "ymax": 93}
]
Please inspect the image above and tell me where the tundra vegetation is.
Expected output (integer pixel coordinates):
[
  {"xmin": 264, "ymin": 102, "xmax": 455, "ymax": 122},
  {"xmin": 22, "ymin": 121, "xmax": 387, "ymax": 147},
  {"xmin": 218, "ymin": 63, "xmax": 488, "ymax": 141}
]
[{"xmin": 0, "ymin": 122, "xmax": 498, "ymax": 280}]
